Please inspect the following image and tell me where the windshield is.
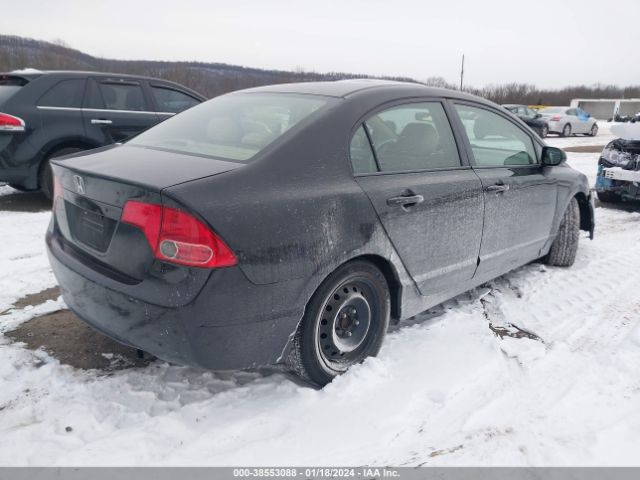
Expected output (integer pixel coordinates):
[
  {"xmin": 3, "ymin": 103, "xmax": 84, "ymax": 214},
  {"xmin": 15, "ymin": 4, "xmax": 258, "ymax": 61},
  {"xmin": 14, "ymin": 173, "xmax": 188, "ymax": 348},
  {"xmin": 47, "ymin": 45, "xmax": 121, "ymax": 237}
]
[{"xmin": 130, "ymin": 93, "xmax": 333, "ymax": 162}]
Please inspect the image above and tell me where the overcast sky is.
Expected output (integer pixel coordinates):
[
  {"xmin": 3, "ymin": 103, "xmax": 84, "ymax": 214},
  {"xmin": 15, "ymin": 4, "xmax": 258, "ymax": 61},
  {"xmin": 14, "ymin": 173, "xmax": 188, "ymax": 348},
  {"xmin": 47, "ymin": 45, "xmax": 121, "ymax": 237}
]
[{"xmin": 2, "ymin": 0, "xmax": 638, "ymax": 88}]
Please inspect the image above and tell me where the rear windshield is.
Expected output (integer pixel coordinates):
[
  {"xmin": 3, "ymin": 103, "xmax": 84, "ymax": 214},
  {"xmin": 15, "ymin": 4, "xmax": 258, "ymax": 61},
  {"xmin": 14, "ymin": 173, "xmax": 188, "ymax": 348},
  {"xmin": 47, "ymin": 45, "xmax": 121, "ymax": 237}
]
[
  {"xmin": 129, "ymin": 93, "xmax": 333, "ymax": 162},
  {"xmin": 0, "ymin": 76, "xmax": 28, "ymax": 104},
  {"xmin": 0, "ymin": 86, "xmax": 22, "ymax": 104}
]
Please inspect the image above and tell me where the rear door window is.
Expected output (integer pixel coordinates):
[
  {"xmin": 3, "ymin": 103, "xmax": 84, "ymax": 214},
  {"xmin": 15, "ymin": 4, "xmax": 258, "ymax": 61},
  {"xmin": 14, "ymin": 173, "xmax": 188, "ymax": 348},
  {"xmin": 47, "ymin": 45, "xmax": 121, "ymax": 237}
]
[
  {"xmin": 362, "ymin": 102, "xmax": 461, "ymax": 172},
  {"xmin": 38, "ymin": 79, "xmax": 86, "ymax": 108},
  {"xmin": 454, "ymin": 104, "xmax": 537, "ymax": 167},
  {"xmin": 98, "ymin": 82, "xmax": 147, "ymax": 111},
  {"xmin": 151, "ymin": 86, "xmax": 200, "ymax": 113}
]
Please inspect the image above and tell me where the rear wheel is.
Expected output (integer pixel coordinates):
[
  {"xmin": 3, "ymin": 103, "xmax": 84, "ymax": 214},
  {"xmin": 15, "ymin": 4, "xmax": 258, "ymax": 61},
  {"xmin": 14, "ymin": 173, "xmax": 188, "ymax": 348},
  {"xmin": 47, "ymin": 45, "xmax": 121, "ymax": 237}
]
[
  {"xmin": 289, "ymin": 260, "xmax": 390, "ymax": 386},
  {"xmin": 544, "ymin": 198, "xmax": 580, "ymax": 267},
  {"xmin": 8, "ymin": 184, "xmax": 33, "ymax": 192},
  {"xmin": 561, "ymin": 123, "xmax": 572, "ymax": 137},
  {"xmin": 39, "ymin": 147, "xmax": 85, "ymax": 200},
  {"xmin": 540, "ymin": 125, "xmax": 549, "ymax": 138},
  {"xmin": 589, "ymin": 124, "xmax": 598, "ymax": 137},
  {"xmin": 597, "ymin": 191, "xmax": 622, "ymax": 203}
]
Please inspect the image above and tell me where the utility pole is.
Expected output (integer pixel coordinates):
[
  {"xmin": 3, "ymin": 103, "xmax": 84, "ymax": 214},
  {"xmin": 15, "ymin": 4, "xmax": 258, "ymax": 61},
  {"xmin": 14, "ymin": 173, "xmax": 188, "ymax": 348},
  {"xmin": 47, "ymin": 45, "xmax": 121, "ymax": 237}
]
[{"xmin": 460, "ymin": 54, "xmax": 465, "ymax": 91}]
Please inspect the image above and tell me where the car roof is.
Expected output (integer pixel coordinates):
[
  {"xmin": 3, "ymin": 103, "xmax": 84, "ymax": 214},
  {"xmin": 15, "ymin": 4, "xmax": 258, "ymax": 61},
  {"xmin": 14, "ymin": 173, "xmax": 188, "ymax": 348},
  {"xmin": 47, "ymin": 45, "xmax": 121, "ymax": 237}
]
[
  {"xmin": 1, "ymin": 69, "xmax": 206, "ymax": 100},
  {"xmin": 240, "ymin": 79, "xmax": 493, "ymax": 104},
  {"xmin": 2, "ymin": 69, "xmax": 177, "ymax": 82}
]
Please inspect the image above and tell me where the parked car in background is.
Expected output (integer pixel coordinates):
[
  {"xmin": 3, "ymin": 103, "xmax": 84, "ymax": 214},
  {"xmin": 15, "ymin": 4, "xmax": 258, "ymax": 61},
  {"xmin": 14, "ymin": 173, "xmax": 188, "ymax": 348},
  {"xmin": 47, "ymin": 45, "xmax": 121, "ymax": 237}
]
[
  {"xmin": 47, "ymin": 80, "xmax": 594, "ymax": 386},
  {"xmin": 503, "ymin": 104, "xmax": 549, "ymax": 137},
  {"xmin": 538, "ymin": 106, "xmax": 598, "ymax": 137},
  {"xmin": 0, "ymin": 70, "xmax": 205, "ymax": 198},
  {"xmin": 609, "ymin": 112, "xmax": 640, "ymax": 123},
  {"xmin": 595, "ymin": 124, "xmax": 640, "ymax": 203}
]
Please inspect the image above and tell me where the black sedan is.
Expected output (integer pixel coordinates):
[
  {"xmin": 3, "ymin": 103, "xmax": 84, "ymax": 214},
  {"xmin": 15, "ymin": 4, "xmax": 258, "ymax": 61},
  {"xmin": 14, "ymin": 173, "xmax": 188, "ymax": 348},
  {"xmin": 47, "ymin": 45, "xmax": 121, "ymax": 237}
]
[
  {"xmin": 503, "ymin": 104, "xmax": 549, "ymax": 137},
  {"xmin": 47, "ymin": 80, "xmax": 594, "ymax": 386}
]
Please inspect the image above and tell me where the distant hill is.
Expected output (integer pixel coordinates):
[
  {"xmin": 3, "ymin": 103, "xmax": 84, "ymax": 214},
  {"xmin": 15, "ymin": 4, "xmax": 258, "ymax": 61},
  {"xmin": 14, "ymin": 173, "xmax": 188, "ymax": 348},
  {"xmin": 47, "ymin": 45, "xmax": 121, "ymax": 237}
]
[
  {"xmin": 2, "ymin": 35, "xmax": 639, "ymax": 108},
  {"xmin": 0, "ymin": 35, "xmax": 419, "ymax": 98}
]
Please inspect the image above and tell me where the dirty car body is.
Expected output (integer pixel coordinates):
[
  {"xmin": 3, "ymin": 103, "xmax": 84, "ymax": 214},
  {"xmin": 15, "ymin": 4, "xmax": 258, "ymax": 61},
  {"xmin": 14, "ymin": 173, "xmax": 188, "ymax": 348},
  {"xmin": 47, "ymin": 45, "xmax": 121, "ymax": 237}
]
[{"xmin": 46, "ymin": 80, "xmax": 595, "ymax": 373}]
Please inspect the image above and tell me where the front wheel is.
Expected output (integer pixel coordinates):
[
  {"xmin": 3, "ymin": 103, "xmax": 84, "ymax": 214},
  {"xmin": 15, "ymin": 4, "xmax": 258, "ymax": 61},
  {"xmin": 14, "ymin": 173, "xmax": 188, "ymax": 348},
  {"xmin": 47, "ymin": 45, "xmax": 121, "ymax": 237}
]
[
  {"xmin": 589, "ymin": 124, "xmax": 598, "ymax": 137},
  {"xmin": 544, "ymin": 198, "xmax": 580, "ymax": 267},
  {"xmin": 561, "ymin": 123, "xmax": 572, "ymax": 137},
  {"xmin": 289, "ymin": 260, "xmax": 390, "ymax": 386}
]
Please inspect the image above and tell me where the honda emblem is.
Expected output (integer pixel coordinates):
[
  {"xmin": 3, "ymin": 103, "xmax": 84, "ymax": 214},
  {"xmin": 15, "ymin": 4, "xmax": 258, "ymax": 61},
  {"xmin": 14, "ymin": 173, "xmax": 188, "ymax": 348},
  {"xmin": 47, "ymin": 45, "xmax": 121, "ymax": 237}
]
[{"xmin": 73, "ymin": 175, "xmax": 85, "ymax": 195}]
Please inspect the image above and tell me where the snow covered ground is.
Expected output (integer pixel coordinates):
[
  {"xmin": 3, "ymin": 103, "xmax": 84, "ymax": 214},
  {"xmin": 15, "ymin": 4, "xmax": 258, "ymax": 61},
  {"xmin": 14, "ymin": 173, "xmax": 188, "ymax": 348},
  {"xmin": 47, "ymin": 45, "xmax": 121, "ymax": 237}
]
[
  {"xmin": 1, "ymin": 132, "xmax": 639, "ymax": 467},
  {"xmin": 547, "ymin": 121, "xmax": 615, "ymax": 149}
]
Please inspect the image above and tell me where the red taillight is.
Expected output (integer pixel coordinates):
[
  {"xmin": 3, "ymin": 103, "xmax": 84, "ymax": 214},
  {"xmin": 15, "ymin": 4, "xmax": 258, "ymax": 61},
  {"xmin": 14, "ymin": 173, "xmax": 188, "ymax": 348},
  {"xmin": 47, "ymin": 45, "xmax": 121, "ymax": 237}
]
[
  {"xmin": 0, "ymin": 112, "xmax": 25, "ymax": 132},
  {"xmin": 550, "ymin": 116, "xmax": 561, "ymax": 121},
  {"xmin": 121, "ymin": 201, "xmax": 162, "ymax": 251},
  {"xmin": 52, "ymin": 174, "xmax": 63, "ymax": 208},
  {"xmin": 121, "ymin": 200, "xmax": 237, "ymax": 269}
]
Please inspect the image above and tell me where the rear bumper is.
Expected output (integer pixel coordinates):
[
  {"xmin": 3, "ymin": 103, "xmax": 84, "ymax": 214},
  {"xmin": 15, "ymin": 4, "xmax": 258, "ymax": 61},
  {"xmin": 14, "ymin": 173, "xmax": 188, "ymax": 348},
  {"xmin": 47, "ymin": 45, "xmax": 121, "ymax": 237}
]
[
  {"xmin": 547, "ymin": 121, "xmax": 562, "ymax": 133},
  {"xmin": 47, "ymin": 229, "xmax": 307, "ymax": 370}
]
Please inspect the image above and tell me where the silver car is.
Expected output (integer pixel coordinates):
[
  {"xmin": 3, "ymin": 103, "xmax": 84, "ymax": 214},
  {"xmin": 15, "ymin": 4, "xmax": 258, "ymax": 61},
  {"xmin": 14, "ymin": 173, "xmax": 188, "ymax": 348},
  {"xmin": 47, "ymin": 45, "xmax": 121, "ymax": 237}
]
[{"xmin": 538, "ymin": 106, "xmax": 598, "ymax": 137}]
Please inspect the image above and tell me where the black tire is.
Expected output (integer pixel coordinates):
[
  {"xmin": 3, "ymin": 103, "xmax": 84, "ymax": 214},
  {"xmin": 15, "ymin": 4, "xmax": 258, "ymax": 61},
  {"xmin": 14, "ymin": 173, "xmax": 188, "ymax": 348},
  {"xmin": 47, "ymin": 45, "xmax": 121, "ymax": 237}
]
[
  {"xmin": 544, "ymin": 198, "xmax": 580, "ymax": 267},
  {"xmin": 560, "ymin": 123, "xmax": 572, "ymax": 137},
  {"xmin": 38, "ymin": 147, "xmax": 84, "ymax": 200},
  {"xmin": 597, "ymin": 191, "xmax": 622, "ymax": 203},
  {"xmin": 288, "ymin": 260, "xmax": 390, "ymax": 386},
  {"xmin": 8, "ymin": 184, "xmax": 33, "ymax": 192},
  {"xmin": 589, "ymin": 124, "xmax": 598, "ymax": 137}
]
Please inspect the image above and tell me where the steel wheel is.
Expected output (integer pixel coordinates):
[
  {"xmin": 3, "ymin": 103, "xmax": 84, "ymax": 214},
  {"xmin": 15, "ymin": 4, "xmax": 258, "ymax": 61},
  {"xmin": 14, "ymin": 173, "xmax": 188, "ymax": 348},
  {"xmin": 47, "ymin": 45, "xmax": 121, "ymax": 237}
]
[
  {"xmin": 289, "ymin": 260, "xmax": 390, "ymax": 386},
  {"xmin": 317, "ymin": 279, "xmax": 375, "ymax": 366}
]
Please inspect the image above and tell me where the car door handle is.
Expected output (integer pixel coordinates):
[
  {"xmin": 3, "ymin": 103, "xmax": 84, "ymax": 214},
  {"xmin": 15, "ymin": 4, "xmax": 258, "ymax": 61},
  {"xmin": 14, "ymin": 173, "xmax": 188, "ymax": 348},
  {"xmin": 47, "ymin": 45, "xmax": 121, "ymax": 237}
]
[
  {"xmin": 90, "ymin": 119, "xmax": 113, "ymax": 125},
  {"xmin": 486, "ymin": 184, "xmax": 510, "ymax": 193},
  {"xmin": 386, "ymin": 194, "xmax": 424, "ymax": 207}
]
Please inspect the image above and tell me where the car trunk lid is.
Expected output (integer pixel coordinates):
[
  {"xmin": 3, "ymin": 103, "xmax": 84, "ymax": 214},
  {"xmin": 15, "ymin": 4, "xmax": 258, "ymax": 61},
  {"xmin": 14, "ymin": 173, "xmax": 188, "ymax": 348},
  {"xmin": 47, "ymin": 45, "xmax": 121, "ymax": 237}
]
[
  {"xmin": 51, "ymin": 144, "xmax": 243, "ymax": 282},
  {"xmin": 54, "ymin": 144, "xmax": 243, "ymax": 201}
]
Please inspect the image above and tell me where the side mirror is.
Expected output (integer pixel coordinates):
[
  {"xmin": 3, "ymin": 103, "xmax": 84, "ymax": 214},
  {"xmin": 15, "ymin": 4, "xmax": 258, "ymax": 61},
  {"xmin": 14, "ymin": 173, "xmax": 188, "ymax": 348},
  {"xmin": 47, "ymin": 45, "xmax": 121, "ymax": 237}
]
[
  {"xmin": 542, "ymin": 146, "xmax": 566, "ymax": 166},
  {"xmin": 535, "ymin": 113, "xmax": 542, "ymax": 119}
]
